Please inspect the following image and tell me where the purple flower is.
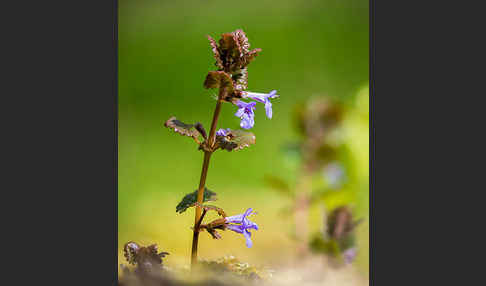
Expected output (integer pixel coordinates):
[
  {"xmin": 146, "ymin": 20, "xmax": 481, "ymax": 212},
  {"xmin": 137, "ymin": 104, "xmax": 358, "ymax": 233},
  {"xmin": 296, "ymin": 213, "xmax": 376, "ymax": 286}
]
[
  {"xmin": 216, "ymin": 128, "xmax": 231, "ymax": 137},
  {"xmin": 343, "ymin": 247, "xmax": 357, "ymax": 264},
  {"xmin": 235, "ymin": 100, "xmax": 256, "ymax": 129},
  {"xmin": 324, "ymin": 162, "xmax": 346, "ymax": 189},
  {"xmin": 225, "ymin": 208, "xmax": 259, "ymax": 248},
  {"xmin": 242, "ymin": 90, "xmax": 279, "ymax": 119}
]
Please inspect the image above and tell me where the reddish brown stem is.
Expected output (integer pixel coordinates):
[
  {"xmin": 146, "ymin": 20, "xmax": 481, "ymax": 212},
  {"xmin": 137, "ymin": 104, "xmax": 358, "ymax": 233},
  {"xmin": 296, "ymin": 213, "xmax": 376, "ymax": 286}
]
[{"xmin": 190, "ymin": 87, "xmax": 226, "ymax": 268}]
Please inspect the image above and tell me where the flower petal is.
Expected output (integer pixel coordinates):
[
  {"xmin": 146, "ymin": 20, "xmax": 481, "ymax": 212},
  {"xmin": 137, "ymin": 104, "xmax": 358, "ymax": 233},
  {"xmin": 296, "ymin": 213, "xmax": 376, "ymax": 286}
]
[
  {"xmin": 265, "ymin": 101, "xmax": 272, "ymax": 119},
  {"xmin": 247, "ymin": 101, "xmax": 257, "ymax": 110},
  {"xmin": 216, "ymin": 129, "xmax": 227, "ymax": 137},
  {"xmin": 245, "ymin": 92, "xmax": 267, "ymax": 103},
  {"xmin": 243, "ymin": 230, "xmax": 253, "ymax": 248},
  {"xmin": 226, "ymin": 224, "xmax": 244, "ymax": 234},
  {"xmin": 268, "ymin": 90, "xmax": 278, "ymax": 98},
  {"xmin": 243, "ymin": 208, "xmax": 254, "ymax": 217},
  {"xmin": 235, "ymin": 100, "xmax": 247, "ymax": 108},
  {"xmin": 225, "ymin": 214, "xmax": 244, "ymax": 223},
  {"xmin": 244, "ymin": 219, "xmax": 259, "ymax": 230},
  {"xmin": 240, "ymin": 113, "xmax": 254, "ymax": 129},
  {"xmin": 235, "ymin": 107, "xmax": 245, "ymax": 118}
]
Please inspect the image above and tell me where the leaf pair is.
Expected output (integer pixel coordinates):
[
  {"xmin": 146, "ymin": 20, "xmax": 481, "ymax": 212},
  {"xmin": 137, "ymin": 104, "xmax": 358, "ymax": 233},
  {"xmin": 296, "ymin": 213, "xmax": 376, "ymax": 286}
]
[{"xmin": 164, "ymin": 117, "xmax": 256, "ymax": 151}]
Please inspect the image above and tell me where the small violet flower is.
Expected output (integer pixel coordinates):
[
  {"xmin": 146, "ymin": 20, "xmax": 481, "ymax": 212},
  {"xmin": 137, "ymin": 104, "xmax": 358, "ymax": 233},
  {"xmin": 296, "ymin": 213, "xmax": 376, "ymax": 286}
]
[
  {"xmin": 324, "ymin": 162, "xmax": 346, "ymax": 189},
  {"xmin": 235, "ymin": 100, "xmax": 256, "ymax": 129},
  {"xmin": 343, "ymin": 247, "xmax": 358, "ymax": 264},
  {"xmin": 225, "ymin": 208, "xmax": 259, "ymax": 248},
  {"xmin": 242, "ymin": 90, "xmax": 279, "ymax": 119},
  {"xmin": 216, "ymin": 128, "xmax": 231, "ymax": 137}
]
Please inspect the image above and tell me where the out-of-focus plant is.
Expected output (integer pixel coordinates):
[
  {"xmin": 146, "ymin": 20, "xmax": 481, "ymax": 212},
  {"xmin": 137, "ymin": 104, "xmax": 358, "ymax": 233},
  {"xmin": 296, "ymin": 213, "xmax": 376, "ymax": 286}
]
[
  {"xmin": 164, "ymin": 30, "xmax": 279, "ymax": 268},
  {"xmin": 265, "ymin": 96, "xmax": 358, "ymax": 259},
  {"xmin": 309, "ymin": 206, "xmax": 362, "ymax": 265},
  {"xmin": 120, "ymin": 241, "xmax": 170, "ymax": 275},
  {"xmin": 200, "ymin": 255, "xmax": 273, "ymax": 282}
]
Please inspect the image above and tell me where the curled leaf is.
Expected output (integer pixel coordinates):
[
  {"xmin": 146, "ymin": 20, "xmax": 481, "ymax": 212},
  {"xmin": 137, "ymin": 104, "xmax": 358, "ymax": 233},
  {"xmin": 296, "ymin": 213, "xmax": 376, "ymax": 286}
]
[
  {"xmin": 176, "ymin": 188, "xmax": 218, "ymax": 214},
  {"xmin": 195, "ymin": 122, "xmax": 207, "ymax": 140},
  {"xmin": 164, "ymin": 116, "xmax": 202, "ymax": 143},
  {"xmin": 216, "ymin": 129, "xmax": 256, "ymax": 151}
]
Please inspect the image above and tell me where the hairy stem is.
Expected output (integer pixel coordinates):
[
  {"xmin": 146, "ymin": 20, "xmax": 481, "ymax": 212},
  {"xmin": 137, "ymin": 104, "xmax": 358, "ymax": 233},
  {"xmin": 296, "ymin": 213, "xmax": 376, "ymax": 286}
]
[{"xmin": 191, "ymin": 87, "xmax": 226, "ymax": 268}]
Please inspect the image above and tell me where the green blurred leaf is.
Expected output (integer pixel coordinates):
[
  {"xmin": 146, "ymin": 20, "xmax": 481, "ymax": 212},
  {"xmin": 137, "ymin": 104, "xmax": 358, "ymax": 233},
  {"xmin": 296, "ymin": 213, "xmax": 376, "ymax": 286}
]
[
  {"xmin": 278, "ymin": 205, "xmax": 294, "ymax": 217},
  {"xmin": 164, "ymin": 116, "xmax": 201, "ymax": 143},
  {"xmin": 309, "ymin": 235, "xmax": 340, "ymax": 256},
  {"xmin": 217, "ymin": 129, "xmax": 256, "ymax": 151},
  {"xmin": 311, "ymin": 189, "xmax": 355, "ymax": 211},
  {"xmin": 339, "ymin": 233, "xmax": 357, "ymax": 251},
  {"xmin": 176, "ymin": 188, "xmax": 217, "ymax": 214},
  {"xmin": 264, "ymin": 174, "xmax": 294, "ymax": 198}
]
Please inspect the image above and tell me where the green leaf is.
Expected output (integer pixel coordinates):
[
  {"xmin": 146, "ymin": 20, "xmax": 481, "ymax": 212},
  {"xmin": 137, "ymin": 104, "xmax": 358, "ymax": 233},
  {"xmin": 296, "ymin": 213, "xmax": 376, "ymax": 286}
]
[
  {"xmin": 309, "ymin": 235, "xmax": 340, "ymax": 256},
  {"xmin": 264, "ymin": 174, "xmax": 294, "ymax": 198},
  {"xmin": 164, "ymin": 116, "xmax": 202, "ymax": 143},
  {"xmin": 216, "ymin": 129, "xmax": 256, "ymax": 151},
  {"xmin": 313, "ymin": 190, "xmax": 355, "ymax": 211},
  {"xmin": 176, "ymin": 188, "xmax": 217, "ymax": 214}
]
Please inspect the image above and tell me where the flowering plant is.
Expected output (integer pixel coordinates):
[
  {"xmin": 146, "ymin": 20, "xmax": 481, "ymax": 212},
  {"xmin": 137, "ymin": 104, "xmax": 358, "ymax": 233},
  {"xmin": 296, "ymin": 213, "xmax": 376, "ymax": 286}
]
[{"xmin": 164, "ymin": 30, "xmax": 278, "ymax": 267}]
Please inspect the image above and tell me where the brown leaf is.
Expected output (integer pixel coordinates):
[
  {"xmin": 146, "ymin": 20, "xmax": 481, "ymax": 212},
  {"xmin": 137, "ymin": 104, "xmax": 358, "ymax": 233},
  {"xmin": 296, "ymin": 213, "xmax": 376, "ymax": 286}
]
[
  {"xmin": 242, "ymin": 48, "xmax": 262, "ymax": 67},
  {"xmin": 217, "ymin": 129, "xmax": 256, "ymax": 151},
  {"xmin": 219, "ymin": 33, "xmax": 238, "ymax": 53},
  {"xmin": 164, "ymin": 116, "xmax": 201, "ymax": 143},
  {"xmin": 233, "ymin": 29, "xmax": 250, "ymax": 55},
  {"xmin": 207, "ymin": 35, "xmax": 224, "ymax": 70},
  {"xmin": 203, "ymin": 71, "xmax": 234, "ymax": 95}
]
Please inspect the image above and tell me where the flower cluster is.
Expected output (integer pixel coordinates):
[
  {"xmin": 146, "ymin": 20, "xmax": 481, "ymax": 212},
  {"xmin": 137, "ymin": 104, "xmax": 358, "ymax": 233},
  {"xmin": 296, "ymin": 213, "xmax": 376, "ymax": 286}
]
[
  {"xmin": 225, "ymin": 208, "xmax": 259, "ymax": 248},
  {"xmin": 233, "ymin": 90, "xmax": 279, "ymax": 129}
]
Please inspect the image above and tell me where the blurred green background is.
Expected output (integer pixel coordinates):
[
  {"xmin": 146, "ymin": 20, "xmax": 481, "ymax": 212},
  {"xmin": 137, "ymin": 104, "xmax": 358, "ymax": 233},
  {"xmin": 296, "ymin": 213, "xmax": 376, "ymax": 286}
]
[{"xmin": 119, "ymin": 0, "xmax": 368, "ymax": 275}]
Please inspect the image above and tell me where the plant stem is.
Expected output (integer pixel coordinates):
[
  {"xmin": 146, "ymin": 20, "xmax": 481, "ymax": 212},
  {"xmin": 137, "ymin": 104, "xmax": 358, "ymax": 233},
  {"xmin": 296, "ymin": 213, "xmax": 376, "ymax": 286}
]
[{"xmin": 190, "ymin": 87, "xmax": 226, "ymax": 268}]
